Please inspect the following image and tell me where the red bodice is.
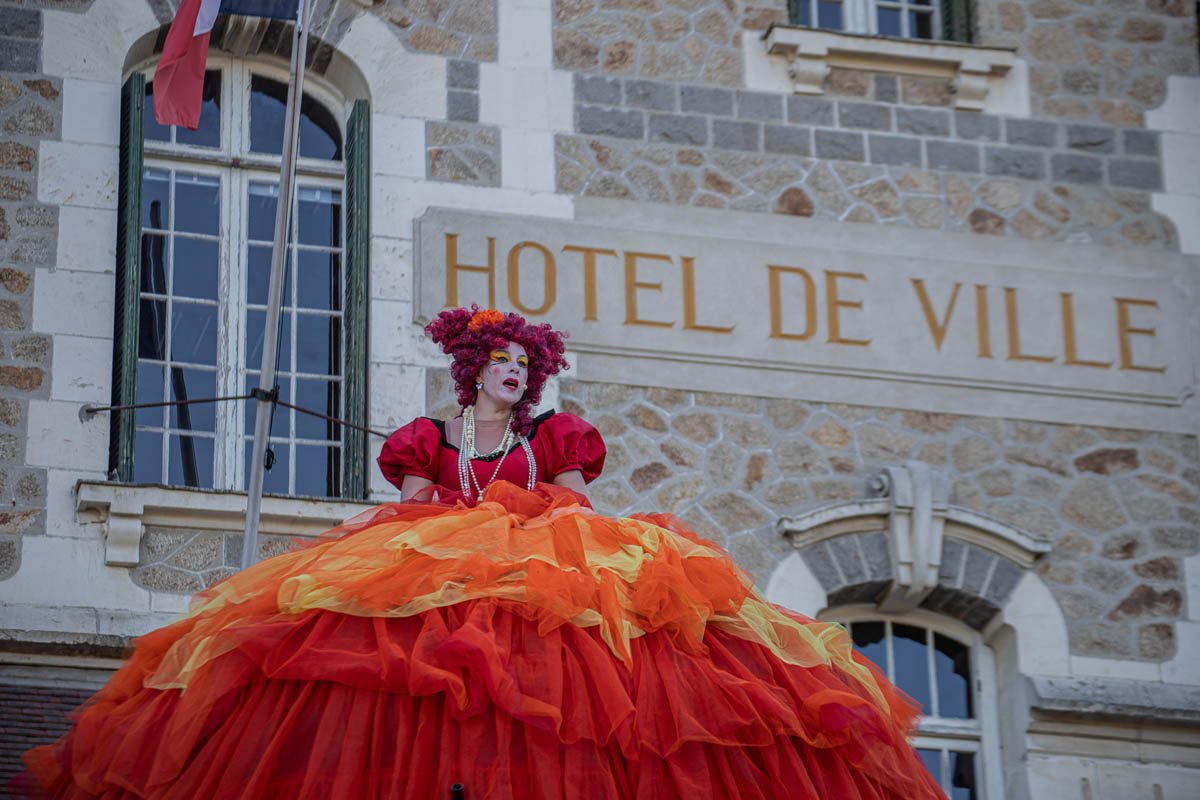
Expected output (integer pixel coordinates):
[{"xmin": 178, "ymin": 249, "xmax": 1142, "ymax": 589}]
[{"xmin": 378, "ymin": 411, "xmax": 605, "ymax": 499}]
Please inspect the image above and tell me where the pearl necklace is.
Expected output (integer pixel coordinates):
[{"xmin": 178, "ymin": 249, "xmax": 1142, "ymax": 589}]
[{"xmin": 457, "ymin": 406, "xmax": 537, "ymax": 501}]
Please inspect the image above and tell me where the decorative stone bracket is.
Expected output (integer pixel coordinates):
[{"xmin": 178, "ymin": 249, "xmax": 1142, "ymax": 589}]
[
  {"xmin": 763, "ymin": 25, "xmax": 1015, "ymax": 111},
  {"xmin": 777, "ymin": 461, "xmax": 1051, "ymax": 611}
]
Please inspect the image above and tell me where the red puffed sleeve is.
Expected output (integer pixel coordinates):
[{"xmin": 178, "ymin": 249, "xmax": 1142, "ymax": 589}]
[
  {"xmin": 535, "ymin": 412, "xmax": 606, "ymax": 484},
  {"xmin": 377, "ymin": 418, "xmax": 442, "ymax": 491}
]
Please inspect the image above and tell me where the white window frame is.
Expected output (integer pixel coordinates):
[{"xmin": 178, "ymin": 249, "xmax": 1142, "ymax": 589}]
[
  {"xmin": 823, "ymin": 606, "xmax": 1004, "ymax": 799},
  {"xmin": 792, "ymin": 0, "xmax": 942, "ymax": 40},
  {"xmin": 134, "ymin": 55, "xmax": 349, "ymax": 494}
]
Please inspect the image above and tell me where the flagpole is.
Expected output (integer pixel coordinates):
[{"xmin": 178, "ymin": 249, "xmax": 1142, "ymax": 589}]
[{"xmin": 242, "ymin": 0, "xmax": 311, "ymax": 569}]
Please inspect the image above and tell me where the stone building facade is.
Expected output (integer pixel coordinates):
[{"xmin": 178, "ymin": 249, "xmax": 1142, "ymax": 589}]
[{"xmin": 1, "ymin": 0, "xmax": 1198, "ymax": 797}]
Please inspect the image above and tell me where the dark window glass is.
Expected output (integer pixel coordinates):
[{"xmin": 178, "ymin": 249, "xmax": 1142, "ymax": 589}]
[
  {"xmin": 134, "ymin": 431, "xmax": 163, "ymax": 483},
  {"xmin": 934, "ymin": 632, "xmax": 973, "ymax": 719},
  {"xmin": 850, "ymin": 621, "xmax": 887, "ymax": 671},
  {"xmin": 168, "ymin": 433, "xmax": 214, "ymax": 488},
  {"xmin": 817, "ymin": 0, "xmax": 842, "ymax": 29},
  {"xmin": 249, "ymin": 74, "xmax": 342, "ymax": 160},
  {"xmin": 297, "ymin": 250, "xmax": 340, "ymax": 310},
  {"xmin": 296, "ymin": 188, "xmax": 341, "ymax": 247},
  {"xmin": 247, "ymin": 245, "xmax": 272, "ymax": 305},
  {"xmin": 246, "ymin": 308, "xmax": 292, "ymax": 368},
  {"xmin": 170, "ymin": 301, "xmax": 219, "ymax": 365},
  {"xmin": 950, "ymin": 751, "xmax": 977, "ymax": 800},
  {"xmin": 246, "ymin": 441, "xmax": 290, "ymax": 494},
  {"xmin": 892, "ymin": 623, "xmax": 931, "ymax": 713},
  {"xmin": 172, "ymin": 237, "xmax": 219, "ymax": 300},
  {"xmin": 878, "ymin": 7, "xmax": 901, "ymax": 35},
  {"xmin": 143, "ymin": 81, "xmax": 170, "ymax": 142},
  {"xmin": 174, "ymin": 174, "xmax": 220, "ymax": 235},
  {"xmin": 295, "ymin": 378, "xmax": 339, "ymax": 441},
  {"xmin": 911, "ymin": 9, "xmax": 935, "ymax": 38},
  {"xmin": 248, "ymin": 183, "xmax": 278, "ymax": 243},
  {"xmin": 295, "ymin": 443, "xmax": 338, "ymax": 497},
  {"xmin": 244, "ymin": 374, "xmax": 290, "ymax": 436},
  {"xmin": 296, "ymin": 313, "xmax": 338, "ymax": 376},
  {"xmin": 790, "ymin": 0, "xmax": 811, "ymax": 26},
  {"xmin": 139, "ymin": 299, "xmax": 167, "ymax": 360},
  {"xmin": 141, "ymin": 233, "xmax": 167, "ymax": 294},
  {"xmin": 135, "ymin": 363, "xmax": 165, "ymax": 428},
  {"xmin": 141, "ymin": 169, "xmax": 170, "ymax": 229},
  {"xmin": 175, "ymin": 71, "xmax": 222, "ymax": 148},
  {"xmin": 169, "ymin": 368, "xmax": 217, "ymax": 432}
]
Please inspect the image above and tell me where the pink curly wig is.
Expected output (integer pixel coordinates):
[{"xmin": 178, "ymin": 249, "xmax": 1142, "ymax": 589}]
[{"xmin": 425, "ymin": 306, "xmax": 569, "ymax": 436}]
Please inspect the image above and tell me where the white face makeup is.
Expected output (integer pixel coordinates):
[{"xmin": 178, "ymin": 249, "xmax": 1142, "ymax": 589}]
[{"xmin": 476, "ymin": 340, "xmax": 529, "ymax": 409}]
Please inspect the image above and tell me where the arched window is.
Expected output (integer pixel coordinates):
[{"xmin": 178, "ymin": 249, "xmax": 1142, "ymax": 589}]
[
  {"xmin": 829, "ymin": 608, "xmax": 1003, "ymax": 799},
  {"xmin": 110, "ymin": 56, "xmax": 370, "ymax": 498}
]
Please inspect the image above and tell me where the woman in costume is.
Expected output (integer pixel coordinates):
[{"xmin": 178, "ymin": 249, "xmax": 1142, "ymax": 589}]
[{"xmin": 17, "ymin": 307, "xmax": 944, "ymax": 799}]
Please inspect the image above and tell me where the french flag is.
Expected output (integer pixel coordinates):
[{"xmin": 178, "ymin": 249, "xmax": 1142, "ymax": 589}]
[{"xmin": 153, "ymin": 0, "xmax": 298, "ymax": 129}]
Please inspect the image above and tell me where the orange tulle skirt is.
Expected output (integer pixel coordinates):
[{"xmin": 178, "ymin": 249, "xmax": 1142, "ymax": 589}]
[{"xmin": 15, "ymin": 482, "xmax": 944, "ymax": 799}]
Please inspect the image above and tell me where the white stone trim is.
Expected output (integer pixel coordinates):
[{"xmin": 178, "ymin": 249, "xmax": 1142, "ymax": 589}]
[
  {"xmin": 1147, "ymin": 76, "xmax": 1200, "ymax": 256},
  {"xmin": 763, "ymin": 552, "xmax": 827, "ymax": 616},
  {"xmin": 76, "ymin": 481, "xmax": 378, "ymax": 566},
  {"xmin": 994, "ymin": 570, "xmax": 1070, "ymax": 677},
  {"xmin": 42, "ymin": 0, "xmax": 158, "ymax": 82},
  {"xmin": 762, "ymin": 25, "xmax": 1015, "ymax": 111},
  {"xmin": 338, "ymin": 12, "xmax": 445, "ymax": 118}
]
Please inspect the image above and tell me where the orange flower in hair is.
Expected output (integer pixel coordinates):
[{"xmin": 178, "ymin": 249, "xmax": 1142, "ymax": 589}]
[{"xmin": 468, "ymin": 308, "xmax": 505, "ymax": 332}]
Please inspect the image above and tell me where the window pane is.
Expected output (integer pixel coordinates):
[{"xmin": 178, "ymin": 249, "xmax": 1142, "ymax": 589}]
[
  {"xmin": 950, "ymin": 751, "xmax": 977, "ymax": 800},
  {"xmin": 296, "ymin": 313, "xmax": 338, "ymax": 376},
  {"xmin": 174, "ymin": 173, "xmax": 220, "ymax": 236},
  {"xmin": 169, "ymin": 368, "xmax": 217, "ymax": 433},
  {"xmin": 916, "ymin": 748, "xmax": 943, "ymax": 788},
  {"xmin": 143, "ymin": 83, "xmax": 170, "ymax": 143},
  {"xmin": 295, "ymin": 186, "xmax": 341, "ymax": 247},
  {"xmin": 817, "ymin": 0, "xmax": 842, "ymax": 29},
  {"xmin": 172, "ymin": 237, "xmax": 219, "ymax": 300},
  {"xmin": 295, "ymin": 444, "xmax": 338, "ymax": 498},
  {"xmin": 247, "ymin": 245, "xmax": 272, "ymax": 305},
  {"xmin": 169, "ymin": 433, "xmax": 214, "ymax": 488},
  {"xmin": 791, "ymin": 0, "xmax": 811, "ymax": 26},
  {"xmin": 246, "ymin": 441, "xmax": 290, "ymax": 494},
  {"xmin": 934, "ymin": 632, "xmax": 973, "ymax": 719},
  {"xmin": 892, "ymin": 623, "xmax": 931, "ymax": 713},
  {"xmin": 175, "ymin": 71, "xmax": 221, "ymax": 148},
  {"xmin": 297, "ymin": 250, "xmax": 340, "ymax": 310},
  {"xmin": 911, "ymin": 9, "xmax": 934, "ymax": 39},
  {"xmin": 878, "ymin": 7, "xmax": 901, "ymax": 36},
  {"xmin": 249, "ymin": 75, "xmax": 342, "ymax": 160},
  {"xmin": 139, "ymin": 299, "xmax": 167, "ymax": 360},
  {"xmin": 295, "ymin": 378, "xmax": 339, "ymax": 441},
  {"xmin": 246, "ymin": 309, "xmax": 292, "ymax": 369},
  {"xmin": 248, "ymin": 182, "xmax": 278, "ymax": 243},
  {"xmin": 850, "ymin": 621, "xmax": 887, "ymax": 672},
  {"xmin": 141, "ymin": 169, "xmax": 170, "ymax": 229},
  {"xmin": 134, "ymin": 430, "xmax": 163, "ymax": 483},
  {"xmin": 171, "ymin": 301, "xmax": 218, "ymax": 365},
  {"xmin": 141, "ymin": 233, "xmax": 168, "ymax": 294},
  {"xmin": 243, "ymin": 375, "xmax": 290, "ymax": 436},
  {"xmin": 135, "ymin": 362, "xmax": 165, "ymax": 428}
]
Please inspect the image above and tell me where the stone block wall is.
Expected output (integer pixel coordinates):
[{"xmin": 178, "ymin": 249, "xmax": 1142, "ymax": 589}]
[
  {"xmin": 380, "ymin": 0, "xmax": 499, "ymax": 61},
  {"xmin": 132, "ymin": 527, "xmax": 296, "ymax": 594},
  {"xmin": 555, "ymin": 74, "xmax": 1175, "ymax": 247},
  {"xmin": 0, "ymin": 5, "xmax": 58, "ymax": 581},
  {"xmin": 975, "ymin": 0, "xmax": 1200, "ymax": 126}
]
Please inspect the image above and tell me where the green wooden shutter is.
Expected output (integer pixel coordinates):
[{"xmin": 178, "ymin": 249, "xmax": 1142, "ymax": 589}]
[
  {"xmin": 110, "ymin": 73, "xmax": 146, "ymax": 482},
  {"xmin": 941, "ymin": 0, "xmax": 971, "ymax": 43},
  {"xmin": 342, "ymin": 98, "xmax": 370, "ymax": 499}
]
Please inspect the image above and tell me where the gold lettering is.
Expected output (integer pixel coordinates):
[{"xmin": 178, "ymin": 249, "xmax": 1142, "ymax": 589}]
[
  {"xmin": 767, "ymin": 265, "xmax": 817, "ymax": 341},
  {"xmin": 1115, "ymin": 297, "xmax": 1166, "ymax": 373},
  {"xmin": 444, "ymin": 233, "xmax": 495, "ymax": 308},
  {"xmin": 825, "ymin": 270, "xmax": 871, "ymax": 347},
  {"xmin": 1004, "ymin": 287, "xmax": 1054, "ymax": 363},
  {"xmin": 911, "ymin": 278, "xmax": 961, "ymax": 351},
  {"xmin": 623, "ymin": 251, "xmax": 674, "ymax": 328},
  {"xmin": 562, "ymin": 245, "xmax": 616, "ymax": 321},
  {"xmin": 681, "ymin": 257, "xmax": 734, "ymax": 333},
  {"xmin": 1060, "ymin": 293, "xmax": 1112, "ymax": 369},
  {"xmin": 975, "ymin": 284, "xmax": 992, "ymax": 359},
  {"xmin": 505, "ymin": 241, "xmax": 556, "ymax": 316}
]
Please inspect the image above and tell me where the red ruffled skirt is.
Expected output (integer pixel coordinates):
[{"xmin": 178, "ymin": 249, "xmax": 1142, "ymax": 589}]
[{"xmin": 15, "ymin": 483, "xmax": 944, "ymax": 799}]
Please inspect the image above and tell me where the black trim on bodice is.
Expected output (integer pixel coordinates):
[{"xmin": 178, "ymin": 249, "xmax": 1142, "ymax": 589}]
[{"xmin": 429, "ymin": 410, "xmax": 556, "ymax": 462}]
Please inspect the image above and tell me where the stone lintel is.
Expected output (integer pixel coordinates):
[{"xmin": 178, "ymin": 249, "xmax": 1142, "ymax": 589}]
[{"xmin": 1028, "ymin": 674, "xmax": 1200, "ymax": 728}]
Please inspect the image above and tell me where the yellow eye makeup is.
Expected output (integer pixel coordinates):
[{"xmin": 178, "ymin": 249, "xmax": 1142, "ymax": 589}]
[
  {"xmin": 489, "ymin": 350, "xmax": 511, "ymax": 363},
  {"xmin": 516, "ymin": 356, "xmax": 529, "ymax": 368}
]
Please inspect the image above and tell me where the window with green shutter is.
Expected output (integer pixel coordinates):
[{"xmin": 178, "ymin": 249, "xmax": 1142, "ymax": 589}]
[{"xmin": 110, "ymin": 58, "xmax": 369, "ymax": 499}]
